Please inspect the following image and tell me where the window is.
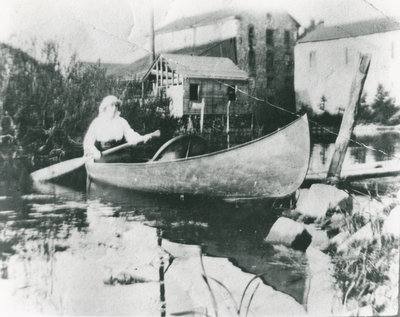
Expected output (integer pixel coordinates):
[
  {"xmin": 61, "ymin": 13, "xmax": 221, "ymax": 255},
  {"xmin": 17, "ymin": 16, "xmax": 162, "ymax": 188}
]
[
  {"xmin": 189, "ymin": 84, "xmax": 199, "ymax": 101},
  {"xmin": 284, "ymin": 53, "xmax": 292, "ymax": 68},
  {"xmin": 227, "ymin": 85, "xmax": 237, "ymax": 101},
  {"xmin": 284, "ymin": 30, "xmax": 290, "ymax": 46},
  {"xmin": 248, "ymin": 24, "xmax": 255, "ymax": 48},
  {"xmin": 249, "ymin": 49, "xmax": 256, "ymax": 77},
  {"xmin": 309, "ymin": 51, "xmax": 316, "ymax": 68},
  {"xmin": 285, "ymin": 76, "xmax": 292, "ymax": 88},
  {"xmin": 266, "ymin": 29, "xmax": 274, "ymax": 46},
  {"xmin": 267, "ymin": 76, "xmax": 274, "ymax": 88},
  {"xmin": 266, "ymin": 50, "xmax": 274, "ymax": 71},
  {"xmin": 345, "ymin": 47, "xmax": 349, "ymax": 65}
]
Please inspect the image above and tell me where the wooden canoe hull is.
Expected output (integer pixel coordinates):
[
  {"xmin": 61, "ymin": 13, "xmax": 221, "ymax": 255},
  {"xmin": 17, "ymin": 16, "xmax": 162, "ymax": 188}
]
[{"xmin": 86, "ymin": 115, "xmax": 310, "ymax": 198}]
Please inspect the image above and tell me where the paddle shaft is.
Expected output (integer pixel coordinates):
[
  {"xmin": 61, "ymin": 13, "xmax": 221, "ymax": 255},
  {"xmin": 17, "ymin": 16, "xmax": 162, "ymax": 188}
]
[
  {"xmin": 101, "ymin": 130, "xmax": 160, "ymax": 156},
  {"xmin": 31, "ymin": 130, "xmax": 160, "ymax": 182}
]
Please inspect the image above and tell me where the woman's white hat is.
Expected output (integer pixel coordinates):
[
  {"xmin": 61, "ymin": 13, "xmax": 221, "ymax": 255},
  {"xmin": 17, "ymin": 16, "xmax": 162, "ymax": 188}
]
[{"xmin": 99, "ymin": 95, "xmax": 122, "ymax": 113}]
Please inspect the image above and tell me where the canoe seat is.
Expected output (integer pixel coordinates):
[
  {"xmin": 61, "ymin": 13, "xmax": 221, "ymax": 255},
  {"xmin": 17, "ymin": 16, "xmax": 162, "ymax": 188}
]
[{"xmin": 150, "ymin": 135, "xmax": 208, "ymax": 162}]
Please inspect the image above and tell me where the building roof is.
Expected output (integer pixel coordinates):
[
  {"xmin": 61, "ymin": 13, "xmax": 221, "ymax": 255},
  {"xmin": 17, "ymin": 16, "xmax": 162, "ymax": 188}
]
[
  {"xmin": 156, "ymin": 11, "xmax": 239, "ymax": 34},
  {"xmin": 156, "ymin": 9, "xmax": 300, "ymax": 35},
  {"xmin": 146, "ymin": 54, "xmax": 248, "ymax": 80},
  {"xmin": 103, "ymin": 38, "xmax": 239, "ymax": 79},
  {"xmin": 298, "ymin": 17, "xmax": 400, "ymax": 43}
]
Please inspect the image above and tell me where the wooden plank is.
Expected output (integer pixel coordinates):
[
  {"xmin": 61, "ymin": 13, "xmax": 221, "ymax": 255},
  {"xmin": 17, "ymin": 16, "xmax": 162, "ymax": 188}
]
[
  {"xmin": 155, "ymin": 61, "xmax": 159, "ymax": 92},
  {"xmin": 227, "ymin": 100, "xmax": 231, "ymax": 148},
  {"xmin": 327, "ymin": 54, "xmax": 371, "ymax": 183},
  {"xmin": 160, "ymin": 58, "xmax": 163, "ymax": 87},
  {"xmin": 306, "ymin": 159, "xmax": 400, "ymax": 183}
]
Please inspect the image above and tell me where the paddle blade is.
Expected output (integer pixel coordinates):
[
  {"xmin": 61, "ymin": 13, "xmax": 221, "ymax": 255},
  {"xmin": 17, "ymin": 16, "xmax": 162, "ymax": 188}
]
[{"xmin": 30, "ymin": 157, "xmax": 88, "ymax": 182}]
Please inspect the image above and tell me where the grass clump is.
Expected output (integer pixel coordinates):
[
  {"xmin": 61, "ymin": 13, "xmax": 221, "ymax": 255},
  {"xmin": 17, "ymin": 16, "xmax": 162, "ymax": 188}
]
[{"xmin": 332, "ymin": 235, "xmax": 398, "ymax": 307}]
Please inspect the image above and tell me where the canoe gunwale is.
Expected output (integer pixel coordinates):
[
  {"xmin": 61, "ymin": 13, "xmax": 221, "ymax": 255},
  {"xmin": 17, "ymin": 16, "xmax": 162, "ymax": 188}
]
[{"xmin": 88, "ymin": 114, "xmax": 309, "ymax": 168}]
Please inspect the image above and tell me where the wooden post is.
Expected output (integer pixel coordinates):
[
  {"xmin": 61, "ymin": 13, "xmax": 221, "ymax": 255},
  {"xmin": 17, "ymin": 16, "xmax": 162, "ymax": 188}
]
[
  {"xmin": 150, "ymin": 7, "xmax": 156, "ymax": 62},
  {"xmin": 141, "ymin": 81, "xmax": 145, "ymax": 106},
  {"xmin": 155, "ymin": 60, "xmax": 159, "ymax": 94},
  {"xmin": 160, "ymin": 58, "xmax": 163, "ymax": 88},
  {"xmin": 200, "ymin": 98, "xmax": 205, "ymax": 133},
  {"xmin": 226, "ymin": 100, "xmax": 231, "ymax": 148},
  {"xmin": 327, "ymin": 54, "xmax": 371, "ymax": 183},
  {"xmin": 157, "ymin": 228, "xmax": 166, "ymax": 317}
]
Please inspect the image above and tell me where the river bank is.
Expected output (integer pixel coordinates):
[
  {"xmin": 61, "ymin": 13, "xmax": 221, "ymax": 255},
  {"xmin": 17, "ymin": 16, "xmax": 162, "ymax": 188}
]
[
  {"xmin": 266, "ymin": 182, "xmax": 399, "ymax": 316},
  {"xmin": 354, "ymin": 124, "xmax": 400, "ymax": 136}
]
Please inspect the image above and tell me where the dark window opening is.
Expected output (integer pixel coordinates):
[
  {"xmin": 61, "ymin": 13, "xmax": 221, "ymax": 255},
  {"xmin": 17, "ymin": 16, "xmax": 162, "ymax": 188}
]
[
  {"xmin": 284, "ymin": 30, "xmax": 290, "ymax": 46},
  {"xmin": 284, "ymin": 53, "xmax": 292, "ymax": 69},
  {"xmin": 267, "ymin": 76, "xmax": 274, "ymax": 88},
  {"xmin": 249, "ymin": 49, "xmax": 256, "ymax": 77},
  {"xmin": 285, "ymin": 76, "xmax": 293, "ymax": 88},
  {"xmin": 189, "ymin": 84, "xmax": 199, "ymax": 101},
  {"xmin": 266, "ymin": 29, "xmax": 274, "ymax": 46},
  {"xmin": 266, "ymin": 51, "xmax": 274, "ymax": 71},
  {"xmin": 248, "ymin": 24, "xmax": 255, "ymax": 48},
  {"xmin": 227, "ymin": 85, "xmax": 236, "ymax": 101}
]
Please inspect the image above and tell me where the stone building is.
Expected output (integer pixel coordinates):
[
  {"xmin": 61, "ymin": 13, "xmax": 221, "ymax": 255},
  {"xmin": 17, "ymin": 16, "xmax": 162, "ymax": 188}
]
[
  {"xmin": 295, "ymin": 17, "xmax": 400, "ymax": 114},
  {"xmin": 114, "ymin": 9, "xmax": 300, "ymax": 117}
]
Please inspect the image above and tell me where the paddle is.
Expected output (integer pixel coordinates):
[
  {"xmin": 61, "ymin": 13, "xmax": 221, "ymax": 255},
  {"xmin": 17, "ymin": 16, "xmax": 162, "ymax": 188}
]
[{"xmin": 30, "ymin": 130, "xmax": 161, "ymax": 182}]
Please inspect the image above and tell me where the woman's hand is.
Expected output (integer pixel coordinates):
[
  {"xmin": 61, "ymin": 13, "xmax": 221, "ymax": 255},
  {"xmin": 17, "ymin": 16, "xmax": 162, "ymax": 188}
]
[{"xmin": 142, "ymin": 134, "xmax": 152, "ymax": 144}]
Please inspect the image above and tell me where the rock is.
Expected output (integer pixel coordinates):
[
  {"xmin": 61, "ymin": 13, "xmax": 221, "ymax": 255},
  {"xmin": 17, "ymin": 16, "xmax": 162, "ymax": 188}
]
[
  {"xmin": 330, "ymin": 231, "xmax": 350, "ymax": 249},
  {"xmin": 357, "ymin": 305, "xmax": 374, "ymax": 316},
  {"xmin": 305, "ymin": 247, "xmax": 343, "ymax": 315},
  {"xmin": 373, "ymin": 285, "xmax": 389, "ymax": 308},
  {"xmin": 265, "ymin": 217, "xmax": 311, "ymax": 251},
  {"xmin": 382, "ymin": 206, "xmax": 400, "ymax": 237},
  {"xmin": 305, "ymin": 224, "xmax": 330, "ymax": 250},
  {"xmin": 337, "ymin": 223, "xmax": 374, "ymax": 253},
  {"xmin": 295, "ymin": 189, "xmax": 309, "ymax": 209},
  {"xmin": 328, "ymin": 213, "xmax": 346, "ymax": 230},
  {"xmin": 296, "ymin": 184, "xmax": 351, "ymax": 219},
  {"xmin": 352, "ymin": 196, "xmax": 387, "ymax": 223}
]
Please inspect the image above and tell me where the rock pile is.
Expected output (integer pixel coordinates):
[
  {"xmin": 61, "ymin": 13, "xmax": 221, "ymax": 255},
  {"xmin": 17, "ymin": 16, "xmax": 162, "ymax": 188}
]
[{"xmin": 264, "ymin": 183, "xmax": 399, "ymax": 316}]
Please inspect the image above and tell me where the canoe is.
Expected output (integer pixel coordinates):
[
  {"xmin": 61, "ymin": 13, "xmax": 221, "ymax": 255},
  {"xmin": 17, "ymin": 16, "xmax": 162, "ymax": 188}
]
[{"xmin": 86, "ymin": 115, "xmax": 310, "ymax": 198}]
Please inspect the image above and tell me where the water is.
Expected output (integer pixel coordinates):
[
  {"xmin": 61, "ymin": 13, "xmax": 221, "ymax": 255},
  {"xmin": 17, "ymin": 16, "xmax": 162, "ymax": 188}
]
[
  {"xmin": 0, "ymin": 132, "xmax": 399, "ymax": 316},
  {"xmin": 309, "ymin": 133, "xmax": 400, "ymax": 173}
]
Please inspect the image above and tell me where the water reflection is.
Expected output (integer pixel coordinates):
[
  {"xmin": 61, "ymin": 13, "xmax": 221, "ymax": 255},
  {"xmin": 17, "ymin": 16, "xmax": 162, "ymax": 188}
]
[
  {"xmin": 88, "ymin": 182, "xmax": 308, "ymax": 304},
  {"xmin": 0, "ymin": 163, "xmax": 308, "ymax": 316},
  {"xmin": 355, "ymin": 133, "xmax": 399, "ymax": 162},
  {"xmin": 309, "ymin": 132, "xmax": 400, "ymax": 173}
]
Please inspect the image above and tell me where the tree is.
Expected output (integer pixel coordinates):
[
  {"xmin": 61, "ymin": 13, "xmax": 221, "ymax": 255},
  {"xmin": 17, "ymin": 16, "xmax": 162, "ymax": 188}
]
[{"xmin": 370, "ymin": 84, "xmax": 398, "ymax": 125}]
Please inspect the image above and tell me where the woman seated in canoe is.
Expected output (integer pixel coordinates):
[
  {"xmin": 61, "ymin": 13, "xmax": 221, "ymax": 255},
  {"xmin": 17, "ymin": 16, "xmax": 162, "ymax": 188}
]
[{"xmin": 83, "ymin": 95, "xmax": 152, "ymax": 162}]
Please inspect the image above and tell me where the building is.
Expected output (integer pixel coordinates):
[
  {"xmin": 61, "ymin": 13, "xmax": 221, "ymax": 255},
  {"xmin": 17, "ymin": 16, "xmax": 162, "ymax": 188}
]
[
  {"xmin": 295, "ymin": 17, "xmax": 400, "ymax": 114},
  {"xmin": 157, "ymin": 9, "xmax": 299, "ymax": 109},
  {"xmin": 113, "ymin": 9, "xmax": 300, "ymax": 115},
  {"xmin": 142, "ymin": 54, "xmax": 249, "ymax": 118}
]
